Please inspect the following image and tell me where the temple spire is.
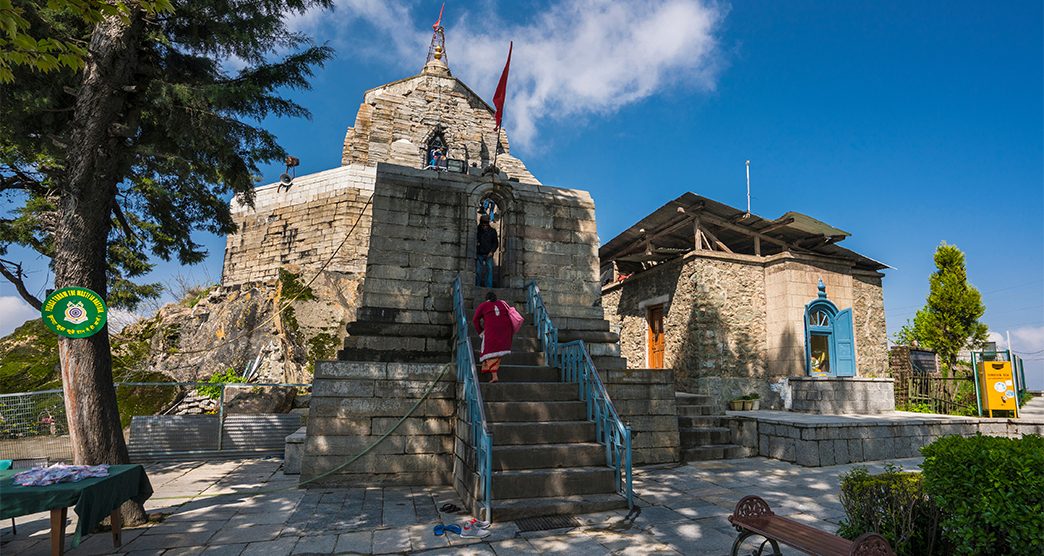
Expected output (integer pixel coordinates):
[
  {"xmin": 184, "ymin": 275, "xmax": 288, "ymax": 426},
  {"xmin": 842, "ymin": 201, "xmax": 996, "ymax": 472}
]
[{"xmin": 423, "ymin": 3, "xmax": 451, "ymax": 76}]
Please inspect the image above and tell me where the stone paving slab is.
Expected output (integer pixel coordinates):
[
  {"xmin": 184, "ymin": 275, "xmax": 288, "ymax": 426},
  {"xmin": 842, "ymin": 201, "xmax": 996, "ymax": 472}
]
[{"xmin": 0, "ymin": 456, "xmax": 924, "ymax": 555}]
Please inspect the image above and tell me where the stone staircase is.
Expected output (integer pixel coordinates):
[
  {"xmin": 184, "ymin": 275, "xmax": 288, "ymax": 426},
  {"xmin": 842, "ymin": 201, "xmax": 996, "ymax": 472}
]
[
  {"xmin": 467, "ymin": 290, "xmax": 629, "ymax": 520},
  {"xmin": 676, "ymin": 392, "xmax": 746, "ymax": 461}
]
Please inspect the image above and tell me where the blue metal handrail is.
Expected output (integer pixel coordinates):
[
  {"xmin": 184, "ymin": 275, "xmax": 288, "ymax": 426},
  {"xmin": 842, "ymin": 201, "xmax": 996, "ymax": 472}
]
[
  {"xmin": 452, "ymin": 275, "xmax": 494, "ymax": 521},
  {"xmin": 526, "ymin": 281, "xmax": 634, "ymax": 508}
]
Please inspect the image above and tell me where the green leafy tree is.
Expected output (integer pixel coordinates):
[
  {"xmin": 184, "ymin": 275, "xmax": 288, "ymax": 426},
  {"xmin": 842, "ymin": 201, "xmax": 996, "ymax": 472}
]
[
  {"xmin": 0, "ymin": 0, "xmax": 172, "ymax": 82},
  {"xmin": 1, "ymin": 0, "xmax": 332, "ymax": 524},
  {"xmin": 895, "ymin": 243, "xmax": 989, "ymax": 373}
]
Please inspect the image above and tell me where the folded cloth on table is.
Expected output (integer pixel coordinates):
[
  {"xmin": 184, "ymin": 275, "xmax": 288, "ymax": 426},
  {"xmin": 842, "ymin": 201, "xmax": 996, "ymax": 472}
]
[{"xmin": 13, "ymin": 464, "xmax": 110, "ymax": 486}]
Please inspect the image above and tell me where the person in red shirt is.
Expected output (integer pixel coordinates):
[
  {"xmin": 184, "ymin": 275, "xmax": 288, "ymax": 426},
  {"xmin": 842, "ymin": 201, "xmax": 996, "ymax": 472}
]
[{"xmin": 473, "ymin": 291, "xmax": 514, "ymax": 383}]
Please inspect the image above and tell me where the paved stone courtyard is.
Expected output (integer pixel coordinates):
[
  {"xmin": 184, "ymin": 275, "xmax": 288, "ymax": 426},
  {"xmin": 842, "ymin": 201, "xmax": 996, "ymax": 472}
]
[{"xmin": 0, "ymin": 455, "xmax": 924, "ymax": 555}]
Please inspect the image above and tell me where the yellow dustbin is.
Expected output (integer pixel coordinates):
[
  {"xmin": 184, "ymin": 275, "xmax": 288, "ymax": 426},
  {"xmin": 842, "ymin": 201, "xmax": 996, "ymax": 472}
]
[{"xmin": 978, "ymin": 361, "xmax": 1019, "ymax": 418}]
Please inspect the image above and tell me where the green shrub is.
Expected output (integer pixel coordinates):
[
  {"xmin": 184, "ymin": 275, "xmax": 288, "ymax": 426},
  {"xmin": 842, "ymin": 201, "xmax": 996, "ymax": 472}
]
[
  {"xmin": 897, "ymin": 402, "xmax": 935, "ymax": 414},
  {"xmin": 838, "ymin": 465, "xmax": 945, "ymax": 555},
  {"xmin": 197, "ymin": 368, "xmax": 247, "ymax": 400},
  {"xmin": 921, "ymin": 434, "xmax": 1044, "ymax": 555}
]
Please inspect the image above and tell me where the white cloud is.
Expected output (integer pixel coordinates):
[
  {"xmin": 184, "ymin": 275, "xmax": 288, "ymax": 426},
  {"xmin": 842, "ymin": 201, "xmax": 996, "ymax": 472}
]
[
  {"xmin": 1009, "ymin": 325, "xmax": 1044, "ymax": 355},
  {"xmin": 289, "ymin": 0, "xmax": 726, "ymax": 148},
  {"xmin": 0, "ymin": 295, "xmax": 40, "ymax": 337}
]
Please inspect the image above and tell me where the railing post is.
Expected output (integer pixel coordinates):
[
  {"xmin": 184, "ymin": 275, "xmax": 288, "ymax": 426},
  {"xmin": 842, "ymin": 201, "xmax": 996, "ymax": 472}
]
[{"xmin": 216, "ymin": 384, "xmax": 225, "ymax": 451}]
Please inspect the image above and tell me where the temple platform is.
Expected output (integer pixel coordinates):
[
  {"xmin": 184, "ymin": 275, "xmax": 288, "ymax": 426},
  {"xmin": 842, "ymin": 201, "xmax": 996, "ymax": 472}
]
[{"xmin": 726, "ymin": 409, "xmax": 1044, "ymax": 467}]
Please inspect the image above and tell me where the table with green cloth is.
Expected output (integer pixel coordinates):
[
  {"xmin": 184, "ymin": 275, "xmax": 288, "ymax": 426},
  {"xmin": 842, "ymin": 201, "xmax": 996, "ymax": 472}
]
[{"xmin": 0, "ymin": 464, "xmax": 152, "ymax": 554}]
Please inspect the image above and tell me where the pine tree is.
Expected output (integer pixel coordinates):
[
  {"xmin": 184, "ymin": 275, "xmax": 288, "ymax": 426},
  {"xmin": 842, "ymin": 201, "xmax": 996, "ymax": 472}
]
[
  {"xmin": 895, "ymin": 243, "xmax": 989, "ymax": 373},
  {"xmin": 1, "ymin": 0, "xmax": 332, "ymax": 524}
]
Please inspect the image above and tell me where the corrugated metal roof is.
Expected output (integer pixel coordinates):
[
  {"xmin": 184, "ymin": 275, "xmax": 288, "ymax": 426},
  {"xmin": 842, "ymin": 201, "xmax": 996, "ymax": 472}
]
[{"xmin": 599, "ymin": 193, "xmax": 888, "ymax": 272}]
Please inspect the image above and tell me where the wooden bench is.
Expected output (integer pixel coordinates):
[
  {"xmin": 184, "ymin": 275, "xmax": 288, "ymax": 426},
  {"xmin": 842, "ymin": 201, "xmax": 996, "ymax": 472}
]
[{"xmin": 727, "ymin": 496, "xmax": 894, "ymax": 556}]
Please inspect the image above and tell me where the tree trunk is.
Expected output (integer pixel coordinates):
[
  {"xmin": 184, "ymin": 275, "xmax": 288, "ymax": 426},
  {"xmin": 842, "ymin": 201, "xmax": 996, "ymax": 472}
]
[{"xmin": 54, "ymin": 12, "xmax": 148, "ymax": 526}]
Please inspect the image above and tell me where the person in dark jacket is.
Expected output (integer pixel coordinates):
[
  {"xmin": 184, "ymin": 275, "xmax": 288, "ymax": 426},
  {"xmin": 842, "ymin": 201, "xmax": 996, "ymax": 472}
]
[{"xmin": 476, "ymin": 215, "xmax": 498, "ymax": 287}]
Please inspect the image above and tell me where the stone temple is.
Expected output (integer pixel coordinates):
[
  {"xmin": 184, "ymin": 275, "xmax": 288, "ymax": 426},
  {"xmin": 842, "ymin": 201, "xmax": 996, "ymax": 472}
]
[{"xmin": 218, "ymin": 32, "xmax": 922, "ymax": 519}]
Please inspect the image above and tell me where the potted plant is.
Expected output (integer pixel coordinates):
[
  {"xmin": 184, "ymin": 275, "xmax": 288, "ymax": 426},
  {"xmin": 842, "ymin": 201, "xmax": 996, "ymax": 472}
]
[
  {"xmin": 746, "ymin": 393, "xmax": 761, "ymax": 411},
  {"xmin": 728, "ymin": 397, "xmax": 745, "ymax": 411}
]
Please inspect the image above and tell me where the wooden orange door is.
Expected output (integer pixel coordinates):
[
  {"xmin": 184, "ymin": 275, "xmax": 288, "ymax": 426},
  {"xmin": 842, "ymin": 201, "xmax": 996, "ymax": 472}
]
[{"xmin": 647, "ymin": 305, "xmax": 665, "ymax": 369}]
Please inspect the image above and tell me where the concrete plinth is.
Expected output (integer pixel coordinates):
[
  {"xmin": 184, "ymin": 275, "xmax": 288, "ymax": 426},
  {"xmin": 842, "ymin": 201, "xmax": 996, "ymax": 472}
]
[{"xmin": 789, "ymin": 376, "xmax": 895, "ymax": 414}]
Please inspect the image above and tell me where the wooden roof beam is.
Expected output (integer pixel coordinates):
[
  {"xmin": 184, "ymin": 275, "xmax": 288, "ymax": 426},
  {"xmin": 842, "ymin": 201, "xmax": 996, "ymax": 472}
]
[{"xmin": 756, "ymin": 217, "xmax": 796, "ymax": 235}]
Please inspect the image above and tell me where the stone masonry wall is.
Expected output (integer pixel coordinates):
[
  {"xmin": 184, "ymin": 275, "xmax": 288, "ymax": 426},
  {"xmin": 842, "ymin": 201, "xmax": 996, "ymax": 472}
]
[
  {"xmin": 602, "ymin": 369, "xmax": 681, "ymax": 464},
  {"xmin": 602, "ymin": 252, "xmax": 768, "ymax": 405},
  {"xmin": 300, "ymin": 361, "xmax": 456, "ymax": 486},
  {"xmin": 789, "ymin": 377, "xmax": 895, "ymax": 414},
  {"xmin": 732, "ymin": 414, "xmax": 1044, "ymax": 467},
  {"xmin": 852, "ymin": 274, "xmax": 888, "ymax": 376},
  {"xmin": 223, "ymin": 165, "xmax": 375, "ymax": 285},
  {"xmin": 350, "ymin": 164, "xmax": 604, "ymax": 335},
  {"xmin": 342, "ymin": 70, "xmax": 539, "ymax": 185}
]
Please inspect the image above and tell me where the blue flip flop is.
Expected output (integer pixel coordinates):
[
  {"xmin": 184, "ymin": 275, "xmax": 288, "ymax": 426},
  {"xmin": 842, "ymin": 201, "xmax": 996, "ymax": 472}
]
[{"xmin": 433, "ymin": 524, "xmax": 462, "ymax": 536}]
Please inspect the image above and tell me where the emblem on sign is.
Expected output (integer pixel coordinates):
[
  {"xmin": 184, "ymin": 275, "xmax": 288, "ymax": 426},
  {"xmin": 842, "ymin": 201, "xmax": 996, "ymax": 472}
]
[
  {"xmin": 41, "ymin": 287, "xmax": 108, "ymax": 338},
  {"xmin": 64, "ymin": 301, "xmax": 89, "ymax": 325}
]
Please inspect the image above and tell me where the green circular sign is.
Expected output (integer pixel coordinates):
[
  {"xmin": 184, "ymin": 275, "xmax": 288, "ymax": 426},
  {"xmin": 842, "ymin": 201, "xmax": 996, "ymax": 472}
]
[{"xmin": 41, "ymin": 287, "xmax": 108, "ymax": 338}]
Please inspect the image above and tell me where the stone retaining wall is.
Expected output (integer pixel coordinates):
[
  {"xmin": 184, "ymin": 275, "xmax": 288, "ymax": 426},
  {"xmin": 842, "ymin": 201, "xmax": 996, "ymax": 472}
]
[
  {"xmin": 732, "ymin": 413, "xmax": 1044, "ymax": 467},
  {"xmin": 602, "ymin": 369, "xmax": 680, "ymax": 464},
  {"xmin": 300, "ymin": 361, "xmax": 455, "ymax": 486},
  {"xmin": 223, "ymin": 165, "xmax": 375, "ymax": 285}
]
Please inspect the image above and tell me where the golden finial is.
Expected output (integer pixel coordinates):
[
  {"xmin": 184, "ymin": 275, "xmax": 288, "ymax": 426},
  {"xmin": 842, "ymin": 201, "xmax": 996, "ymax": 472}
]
[{"xmin": 434, "ymin": 45, "xmax": 443, "ymax": 60}]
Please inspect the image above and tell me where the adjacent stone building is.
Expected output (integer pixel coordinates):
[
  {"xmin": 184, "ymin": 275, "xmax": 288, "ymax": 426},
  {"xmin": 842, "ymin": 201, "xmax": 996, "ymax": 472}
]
[{"xmin": 600, "ymin": 193, "xmax": 889, "ymax": 410}]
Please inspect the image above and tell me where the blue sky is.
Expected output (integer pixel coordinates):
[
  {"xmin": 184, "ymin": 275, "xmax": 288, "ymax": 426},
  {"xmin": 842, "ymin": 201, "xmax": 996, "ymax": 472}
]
[{"xmin": 2, "ymin": 1, "xmax": 1042, "ymax": 387}]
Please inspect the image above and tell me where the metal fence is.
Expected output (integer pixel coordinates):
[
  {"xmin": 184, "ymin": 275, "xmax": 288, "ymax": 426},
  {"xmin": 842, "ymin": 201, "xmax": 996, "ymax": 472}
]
[
  {"xmin": 0, "ymin": 382, "xmax": 309, "ymax": 465},
  {"xmin": 894, "ymin": 374, "xmax": 977, "ymax": 416}
]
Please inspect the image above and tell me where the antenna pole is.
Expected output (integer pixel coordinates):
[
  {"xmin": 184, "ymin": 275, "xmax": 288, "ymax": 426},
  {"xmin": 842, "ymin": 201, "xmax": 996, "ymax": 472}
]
[{"xmin": 745, "ymin": 160, "xmax": 751, "ymax": 215}]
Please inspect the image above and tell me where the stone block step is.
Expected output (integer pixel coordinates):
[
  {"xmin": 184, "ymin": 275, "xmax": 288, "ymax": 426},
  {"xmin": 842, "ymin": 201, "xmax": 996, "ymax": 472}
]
[
  {"xmin": 557, "ymin": 330, "xmax": 621, "ymax": 344},
  {"xmin": 470, "ymin": 336, "xmax": 540, "ymax": 353},
  {"xmin": 676, "ymin": 392, "xmax": 714, "ymax": 405},
  {"xmin": 682, "ymin": 444, "xmax": 746, "ymax": 462},
  {"xmin": 494, "ymin": 352, "xmax": 545, "ymax": 366},
  {"xmin": 590, "ymin": 356, "xmax": 627, "ymax": 370},
  {"xmin": 554, "ymin": 317, "xmax": 610, "ymax": 332},
  {"xmin": 492, "ymin": 442, "xmax": 605, "ymax": 470},
  {"xmin": 488, "ymin": 365, "xmax": 559, "ymax": 383},
  {"xmin": 485, "ymin": 401, "xmax": 586, "ymax": 422},
  {"xmin": 677, "ymin": 415, "xmax": 726, "ymax": 428},
  {"xmin": 488, "ymin": 421, "xmax": 596, "ymax": 445},
  {"xmin": 491, "ymin": 493, "xmax": 628, "ymax": 521},
  {"xmin": 480, "ymin": 382, "xmax": 579, "ymax": 402},
  {"xmin": 677, "ymin": 404, "xmax": 718, "ymax": 417},
  {"xmin": 680, "ymin": 427, "xmax": 732, "ymax": 447},
  {"xmin": 492, "ymin": 467, "xmax": 617, "ymax": 499}
]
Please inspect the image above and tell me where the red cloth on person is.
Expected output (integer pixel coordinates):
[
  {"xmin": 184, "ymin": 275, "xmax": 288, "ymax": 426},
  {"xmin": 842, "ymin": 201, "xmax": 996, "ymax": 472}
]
[{"xmin": 473, "ymin": 300, "xmax": 515, "ymax": 363}]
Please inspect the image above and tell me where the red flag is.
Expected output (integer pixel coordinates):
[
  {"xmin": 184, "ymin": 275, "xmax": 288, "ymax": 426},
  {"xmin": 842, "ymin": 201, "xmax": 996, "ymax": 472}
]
[
  {"xmin": 493, "ymin": 42, "xmax": 512, "ymax": 131},
  {"xmin": 433, "ymin": 2, "xmax": 444, "ymax": 30}
]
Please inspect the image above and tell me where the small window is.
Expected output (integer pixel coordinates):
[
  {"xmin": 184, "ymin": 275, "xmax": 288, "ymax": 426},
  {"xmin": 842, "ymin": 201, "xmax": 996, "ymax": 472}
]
[{"xmin": 809, "ymin": 309, "xmax": 830, "ymax": 327}]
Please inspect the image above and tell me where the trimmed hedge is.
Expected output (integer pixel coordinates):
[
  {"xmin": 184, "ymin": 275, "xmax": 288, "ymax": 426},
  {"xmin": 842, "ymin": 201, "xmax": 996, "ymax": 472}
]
[
  {"xmin": 838, "ymin": 465, "xmax": 944, "ymax": 555},
  {"xmin": 921, "ymin": 434, "xmax": 1044, "ymax": 555}
]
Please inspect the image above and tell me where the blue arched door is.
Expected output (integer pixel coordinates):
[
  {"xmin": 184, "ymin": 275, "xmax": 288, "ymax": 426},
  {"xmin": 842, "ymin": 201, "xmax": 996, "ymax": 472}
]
[{"xmin": 804, "ymin": 280, "xmax": 856, "ymax": 377}]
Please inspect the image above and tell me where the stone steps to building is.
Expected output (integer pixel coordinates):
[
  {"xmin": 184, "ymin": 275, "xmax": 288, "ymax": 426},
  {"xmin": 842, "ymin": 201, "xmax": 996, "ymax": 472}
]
[
  {"xmin": 682, "ymin": 444, "xmax": 746, "ymax": 462},
  {"xmin": 489, "ymin": 365, "xmax": 559, "ymax": 382},
  {"xmin": 678, "ymin": 415, "xmax": 726, "ymax": 428},
  {"xmin": 487, "ymin": 421, "xmax": 596, "ymax": 445},
  {"xmin": 492, "ymin": 442, "xmax": 605, "ymax": 470},
  {"xmin": 485, "ymin": 401, "xmax": 587, "ymax": 422},
  {"xmin": 490, "ymin": 493, "xmax": 627, "ymax": 521},
  {"xmin": 676, "ymin": 404, "xmax": 717, "ymax": 417},
  {"xmin": 675, "ymin": 392, "xmax": 714, "ymax": 406},
  {"xmin": 680, "ymin": 426, "xmax": 731, "ymax": 446},
  {"xmin": 492, "ymin": 466, "xmax": 616, "ymax": 499},
  {"xmin": 480, "ymin": 382, "xmax": 579, "ymax": 402}
]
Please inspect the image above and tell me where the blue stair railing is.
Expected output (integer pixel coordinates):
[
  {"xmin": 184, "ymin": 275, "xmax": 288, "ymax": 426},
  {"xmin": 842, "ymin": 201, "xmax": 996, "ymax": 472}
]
[
  {"xmin": 452, "ymin": 275, "xmax": 494, "ymax": 521},
  {"xmin": 526, "ymin": 281, "xmax": 634, "ymax": 508}
]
